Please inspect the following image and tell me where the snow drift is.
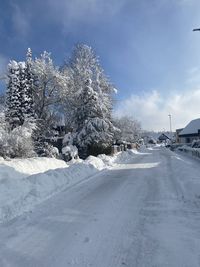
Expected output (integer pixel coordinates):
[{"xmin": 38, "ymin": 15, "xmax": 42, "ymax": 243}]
[
  {"xmin": 0, "ymin": 149, "xmax": 144, "ymax": 223},
  {"xmin": 0, "ymin": 158, "xmax": 106, "ymax": 223}
]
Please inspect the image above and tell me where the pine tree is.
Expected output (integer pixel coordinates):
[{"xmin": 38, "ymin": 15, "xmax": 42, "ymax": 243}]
[
  {"xmin": 75, "ymin": 78, "xmax": 115, "ymax": 158},
  {"xmin": 5, "ymin": 49, "xmax": 35, "ymax": 129},
  {"xmin": 64, "ymin": 44, "xmax": 117, "ymax": 157},
  {"xmin": 22, "ymin": 48, "xmax": 34, "ymax": 121},
  {"xmin": 5, "ymin": 60, "xmax": 23, "ymax": 128}
]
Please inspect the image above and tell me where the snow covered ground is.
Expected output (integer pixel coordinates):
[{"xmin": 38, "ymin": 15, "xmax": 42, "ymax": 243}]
[
  {"xmin": 1, "ymin": 147, "xmax": 200, "ymax": 266},
  {"xmin": 0, "ymin": 149, "xmax": 140, "ymax": 223}
]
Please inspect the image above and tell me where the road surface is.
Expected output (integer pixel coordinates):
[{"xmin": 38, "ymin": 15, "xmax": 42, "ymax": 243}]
[{"xmin": 1, "ymin": 147, "xmax": 200, "ymax": 267}]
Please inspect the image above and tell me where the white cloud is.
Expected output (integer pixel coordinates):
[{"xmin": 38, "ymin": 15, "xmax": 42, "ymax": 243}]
[
  {"xmin": 0, "ymin": 54, "xmax": 8, "ymax": 77},
  {"xmin": 114, "ymin": 88, "xmax": 200, "ymax": 131},
  {"xmin": 11, "ymin": 3, "xmax": 30, "ymax": 37},
  {"xmin": 47, "ymin": 0, "xmax": 125, "ymax": 29}
]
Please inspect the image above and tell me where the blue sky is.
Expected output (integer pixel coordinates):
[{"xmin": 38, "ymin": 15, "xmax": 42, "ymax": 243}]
[{"xmin": 1, "ymin": 0, "xmax": 200, "ymax": 130}]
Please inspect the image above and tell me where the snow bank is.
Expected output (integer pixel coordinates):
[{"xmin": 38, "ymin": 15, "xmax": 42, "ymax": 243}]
[
  {"xmin": 97, "ymin": 154, "xmax": 116, "ymax": 166},
  {"xmin": 114, "ymin": 149, "xmax": 148, "ymax": 164},
  {"xmin": 98, "ymin": 149, "xmax": 141, "ymax": 166},
  {"xmin": 0, "ymin": 149, "xmax": 142, "ymax": 223},
  {"xmin": 0, "ymin": 157, "xmax": 68, "ymax": 178},
  {"xmin": 0, "ymin": 160, "xmax": 103, "ymax": 223},
  {"xmin": 85, "ymin": 156, "xmax": 105, "ymax": 170}
]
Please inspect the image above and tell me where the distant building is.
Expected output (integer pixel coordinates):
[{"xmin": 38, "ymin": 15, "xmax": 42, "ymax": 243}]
[
  {"xmin": 158, "ymin": 133, "xmax": 171, "ymax": 142},
  {"xmin": 178, "ymin": 118, "xmax": 200, "ymax": 144},
  {"xmin": 141, "ymin": 131, "xmax": 175, "ymax": 144}
]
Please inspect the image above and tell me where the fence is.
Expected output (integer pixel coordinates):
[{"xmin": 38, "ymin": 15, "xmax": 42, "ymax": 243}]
[{"xmin": 111, "ymin": 143, "xmax": 139, "ymax": 155}]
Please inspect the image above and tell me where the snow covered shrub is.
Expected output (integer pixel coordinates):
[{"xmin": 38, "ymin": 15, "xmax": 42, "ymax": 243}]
[
  {"xmin": 62, "ymin": 133, "xmax": 78, "ymax": 161},
  {"xmin": 62, "ymin": 145, "xmax": 78, "ymax": 161},
  {"xmin": 9, "ymin": 123, "xmax": 36, "ymax": 158},
  {"xmin": 0, "ymin": 120, "xmax": 36, "ymax": 158},
  {"xmin": 39, "ymin": 142, "xmax": 59, "ymax": 158}
]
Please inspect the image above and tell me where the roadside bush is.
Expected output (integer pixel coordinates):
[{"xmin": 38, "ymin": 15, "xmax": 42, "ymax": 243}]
[
  {"xmin": 39, "ymin": 142, "xmax": 59, "ymax": 158},
  {"xmin": 62, "ymin": 133, "xmax": 78, "ymax": 161},
  {"xmin": 0, "ymin": 121, "xmax": 36, "ymax": 158}
]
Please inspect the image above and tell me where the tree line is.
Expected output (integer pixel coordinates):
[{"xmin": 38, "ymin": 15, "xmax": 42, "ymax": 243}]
[{"xmin": 0, "ymin": 44, "xmax": 141, "ymax": 159}]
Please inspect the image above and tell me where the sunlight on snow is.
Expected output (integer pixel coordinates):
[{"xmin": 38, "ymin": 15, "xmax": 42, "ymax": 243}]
[{"xmin": 116, "ymin": 162, "xmax": 160, "ymax": 170}]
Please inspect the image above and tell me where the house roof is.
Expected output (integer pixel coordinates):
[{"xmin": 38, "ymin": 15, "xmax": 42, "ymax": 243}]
[
  {"xmin": 158, "ymin": 133, "xmax": 171, "ymax": 140},
  {"xmin": 179, "ymin": 118, "xmax": 200, "ymax": 136}
]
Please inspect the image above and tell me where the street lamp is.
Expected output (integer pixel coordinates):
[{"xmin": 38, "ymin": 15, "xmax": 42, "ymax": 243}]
[{"xmin": 168, "ymin": 114, "xmax": 172, "ymax": 133}]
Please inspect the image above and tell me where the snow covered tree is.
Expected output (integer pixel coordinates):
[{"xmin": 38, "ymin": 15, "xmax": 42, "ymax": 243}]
[
  {"xmin": 5, "ymin": 60, "xmax": 23, "ymax": 128},
  {"xmin": 31, "ymin": 51, "xmax": 69, "ymax": 153},
  {"xmin": 21, "ymin": 48, "xmax": 34, "ymax": 121},
  {"xmin": 74, "ymin": 78, "xmax": 116, "ymax": 158},
  {"xmin": 62, "ymin": 44, "xmax": 116, "ymax": 128},
  {"xmin": 62, "ymin": 44, "xmax": 117, "ymax": 158},
  {"xmin": 114, "ymin": 116, "xmax": 142, "ymax": 143},
  {"xmin": 5, "ymin": 49, "xmax": 35, "ymax": 129},
  {"xmin": 32, "ymin": 51, "xmax": 67, "ymax": 121}
]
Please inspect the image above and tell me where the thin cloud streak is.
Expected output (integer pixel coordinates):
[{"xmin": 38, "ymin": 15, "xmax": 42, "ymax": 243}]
[
  {"xmin": 11, "ymin": 3, "xmax": 30, "ymax": 38},
  {"xmin": 46, "ymin": 0, "xmax": 126, "ymax": 28}
]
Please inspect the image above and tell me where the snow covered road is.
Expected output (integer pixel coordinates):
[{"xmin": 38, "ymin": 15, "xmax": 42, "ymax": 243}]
[{"xmin": 1, "ymin": 147, "xmax": 200, "ymax": 266}]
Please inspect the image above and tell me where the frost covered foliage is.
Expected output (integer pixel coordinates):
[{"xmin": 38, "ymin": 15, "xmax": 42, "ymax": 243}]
[
  {"xmin": 3, "ymin": 45, "xmax": 120, "ymax": 158},
  {"xmin": 32, "ymin": 51, "xmax": 69, "ymax": 144},
  {"xmin": 5, "ymin": 60, "xmax": 22, "ymax": 127},
  {"xmin": 0, "ymin": 117, "xmax": 36, "ymax": 158},
  {"xmin": 32, "ymin": 51, "xmax": 68, "ymax": 121},
  {"xmin": 62, "ymin": 44, "xmax": 116, "ymax": 128},
  {"xmin": 114, "ymin": 116, "xmax": 142, "ymax": 143},
  {"xmin": 63, "ymin": 44, "xmax": 117, "ymax": 158},
  {"xmin": 62, "ymin": 133, "xmax": 78, "ymax": 161},
  {"xmin": 75, "ymin": 79, "xmax": 115, "ymax": 157},
  {"xmin": 5, "ymin": 49, "xmax": 35, "ymax": 129},
  {"xmin": 22, "ymin": 49, "xmax": 34, "ymax": 121},
  {"xmin": 39, "ymin": 142, "xmax": 59, "ymax": 158}
]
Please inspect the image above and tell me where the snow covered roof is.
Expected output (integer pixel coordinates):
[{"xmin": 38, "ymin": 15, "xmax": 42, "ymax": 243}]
[
  {"xmin": 158, "ymin": 133, "xmax": 170, "ymax": 140},
  {"xmin": 179, "ymin": 118, "xmax": 200, "ymax": 136}
]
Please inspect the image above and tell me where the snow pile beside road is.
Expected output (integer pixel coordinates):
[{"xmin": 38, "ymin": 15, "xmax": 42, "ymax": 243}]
[
  {"xmin": 0, "ymin": 157, "xmax": 68, "ymax": 177},
  {"xmin": 0, "ymin": 158, "xmax": 105, "ymax": 223},
  {"xmin": 97, "ymin": 149, "xmax": 141, "ymax": 166},
  {"xmin": 114, "ymin": 149, "xmax": 145, "ymax": 164},
  {"xmin": 97, "ymin": 154, "xmax": 116, "ymax": 166},
  {"xmin": 85, "ymin": 156, "xmax": 106, "ymax": 170},
  {"xmin": 0, "ymin": 149, "xmax": 142, "ymax": 223}
]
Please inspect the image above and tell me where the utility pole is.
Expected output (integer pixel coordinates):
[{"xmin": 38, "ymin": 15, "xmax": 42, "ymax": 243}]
[{"xmin": 168, "ymin": 114, "xmax": 172, "ymax": 133}]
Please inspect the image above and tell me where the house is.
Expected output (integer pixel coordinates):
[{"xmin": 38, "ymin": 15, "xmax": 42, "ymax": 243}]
[
  {"xmin": 178, "ymin": 118, "xmax": 200, "ymax": 144},
  {"xmin": 176, "ymin": 128, "xmax": 183, "ymax": 143},
  {"xmin": 158, "ymin": 133, "xmax": 171, "ymax": 142}
]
